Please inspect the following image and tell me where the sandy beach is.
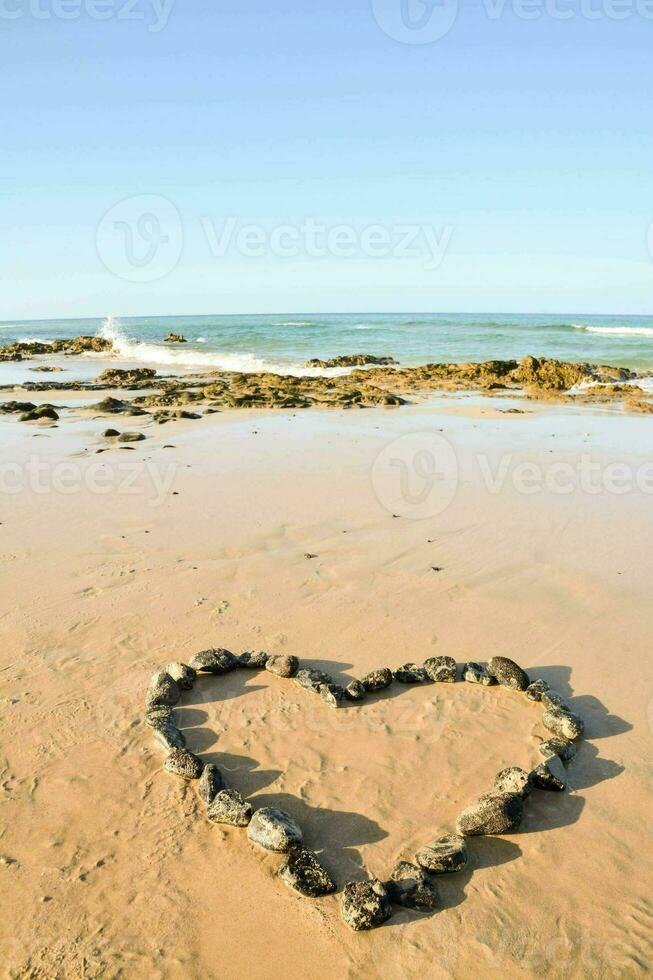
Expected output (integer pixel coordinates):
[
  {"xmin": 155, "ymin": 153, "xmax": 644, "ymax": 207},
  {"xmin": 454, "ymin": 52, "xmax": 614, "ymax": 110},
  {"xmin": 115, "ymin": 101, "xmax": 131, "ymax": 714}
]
[{"xmin": 1, "ymin": 386, "xmax": 651, "ymax": 978}]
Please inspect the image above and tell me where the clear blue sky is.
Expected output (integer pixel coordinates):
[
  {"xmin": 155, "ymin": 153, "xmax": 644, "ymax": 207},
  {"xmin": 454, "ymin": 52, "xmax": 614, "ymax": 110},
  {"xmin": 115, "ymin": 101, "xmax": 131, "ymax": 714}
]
[{"xmin": 2, "ymin": 0, "xmax": 652, "ymax": 319}]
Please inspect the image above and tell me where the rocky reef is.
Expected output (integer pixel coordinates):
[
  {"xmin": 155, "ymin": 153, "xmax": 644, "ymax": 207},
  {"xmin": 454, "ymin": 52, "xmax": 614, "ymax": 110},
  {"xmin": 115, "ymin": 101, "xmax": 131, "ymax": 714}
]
[{"xmin": 305, "ymin": 353, "xmax": 398, "ymax": 368}]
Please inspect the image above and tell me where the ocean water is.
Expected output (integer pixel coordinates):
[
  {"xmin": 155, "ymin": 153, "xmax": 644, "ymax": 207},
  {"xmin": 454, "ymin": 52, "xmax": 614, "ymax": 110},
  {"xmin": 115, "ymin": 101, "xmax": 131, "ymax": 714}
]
[{"xmin": 1, "ymin": 312, "xmax": 652, "ymax": 376}]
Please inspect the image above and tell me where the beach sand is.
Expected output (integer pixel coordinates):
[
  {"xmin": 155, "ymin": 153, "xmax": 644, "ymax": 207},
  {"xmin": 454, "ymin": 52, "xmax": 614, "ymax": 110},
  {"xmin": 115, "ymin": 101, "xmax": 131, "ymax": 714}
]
[{"xmin": 0, "ymin": 399, "xmax": 651, "ymax": 978}]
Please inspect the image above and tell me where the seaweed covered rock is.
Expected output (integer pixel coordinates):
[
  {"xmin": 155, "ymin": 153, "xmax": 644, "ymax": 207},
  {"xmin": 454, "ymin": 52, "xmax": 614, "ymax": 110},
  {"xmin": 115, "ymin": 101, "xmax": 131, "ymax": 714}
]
[
  {"xmin": 463, "ymin": 662, "xmax": 496, "ymax": 686},
  {"xmin": 207, "ymin": 789, "xmax": 252, "ymax": 826},
  {"xmin": 164, "ymin": 748, "xmax": 204, "ymax": 780},
  {"xmin": 494, "ymin": 766, "xmax": 531, "ymax": 798},
  {"xmin": 542, "ymin": 707, "xmax": 584, "ymax": 741},
  {"xmin": 456, "ymin": 792, "xmax": 524, "ymax": 836},
  {"xmin": 361, "ymin": 668, "xmax": 393, "ymax": 692},
  {"xmin": 96, "ymin": 368, "xmax": 158, "ymax": 386},
  {"xmin": 487, "ymin": 656, "xmax": 529, "ymax": 691},
  {"xmin": 189, "ymin": 648, "xmax": 238, "ymax": 674},
  {"xmin": 198, "ymin": 764, "xmax": 225, "ymax": 804},
  {"xmin": 386, "ymin": 861, "xmax": 439, "ymax": 911},
  {"xmin": 392, "ymin": 663, "xmax": 427, "ymax": 684},
  {"xmin": 415, "ymin": 834, "xmax": 468, "ymax": 874},
  {"xmin": 164, "ymin": 333, "xmax": 187, "ymax": 343},
  {"xmin": 531, "ymin": 756, "xmax": 568, "ymax": 791},
  {"xmin": 539, "ymin": 738, "xmax": 577, "ymax": 764},
  {"xmin": 305, "ymin": 354, "xmax": 398, "ymax": 368},
  {"xmin": 247, "ymin": 807, "xmax": 303, "ymax": 852},
  {"xmin": 164, "ymin": 662, "xmax": 196, "ymax": 690},
  {"xmin": 278, "ymin": 847, "xmax": 336, "ymax": 897},
  {"xmin": 341, "ymin": 879, "xmax": 393, "ymax": 931},
  {"xmin": 423, "ymin": 655, "xmax": 457, "ymax": 683},
  {"xmin": 265, "ymin": 655, "xmax": 299, "ymax": 678}
]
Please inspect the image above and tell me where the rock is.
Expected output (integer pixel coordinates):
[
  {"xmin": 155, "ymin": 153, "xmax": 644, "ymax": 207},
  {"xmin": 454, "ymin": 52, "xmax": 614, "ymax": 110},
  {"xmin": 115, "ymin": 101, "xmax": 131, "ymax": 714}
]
[
  {"xmin": 164, "ymin": 748, "xmax": 204, "ymax": 780},
  {"xmin": 247, "ymin": 807, "xmax": 303, "ymax": 852},
  {"xmin": 487, "ymin": 656, "xmax": 530, "ymax": 691},
  {"xmin": 164, "ymin": 333, "xmax": 187, "ymax": 343},
  {"xmin": 207, "ymin": 789, "xmax": 252, "ymax": 826},
  {"xmin": 91, "ymin": 397, "xmax": 148, "ymax": 416},
  {"xmin": 117, "ymin": 432, "xmax": 145, "ymax": 443},
  {"xmin": 456, "ymin": 792, "xmax": 524, "ymax": 836},
  {"xmin": 306, "ymin": 354, "xmax": 398, "ymax": 368},
  {"xmin": 278, "ymin": 847, "xmax": 336, "ymax": 897},
  {"xmin": 423, "ymin": 655, "xmax": 457, "ymax": 683},
  {"xmin": 341, "ymin": 879, "xmax": 393, "ymax": 931},
  {"xmin": 345, "ymin": 679, "xmax": 366, "ymax": 701},
  {"xmin": 236, "ymin": 650, "xmax": 269, "ymax": 669},
  {"xmin": 361, "ymin": 668, "xmax": 393, "ymax": 692},
  {"xmin": 146, "ymin": 669, "xmax": 181, "ymax": 708},
  {"xmin": 189, "ymin": 648, "xmax": 238, "ymax": 674},
  {"xmin": 542, "ymin": 708, "xmax": 584, "ymax": 741},
  {"xmin": 525, "ymin": 679, "xmax": 550, "ymax": 702},
  {"xmin": 463, "ymin": 662, "xmax": 496, "ymax": 686},
  {"xmin": 144, "ymin": 706, "xmax": 174, "ymax": 729},
  {"xmin": 198, "ymin": 763, "xmax": 225, "ymax": 804},
  {"xmin": 531, "ymin": 755, "xmax": 568, "ymax": 791},
  {"xmin": 265, "ymin": 655, "xmax": 299, "ymax": 678},
  {"xmin": 154, "ymin": 723, "xmax": 186, "ymax": 751},
  {"xmin": 539, "ymin": 738, "xmax": 577, "ymax": 764},
  {"xmin": 319, "ymin": 683, "xmax": 347, "ymax": 708},
  {"xmin": 415, "ymin": 834, "xmax": 468, "ymax": 874},
  {"xmin": 494, "ymin": 766, "xmax": 532, "ymax": 798},
  {"xmin": 165, "ymin": 662, "xmax": 196, "ymax": 690},
  {"xmin": 21, "ymin": 405, "xmax": 59, "ymax": 421},
  {"xmin": 103, "ymin": 428, "xmax": 120, "ymax": 438},
  {"xmin": 386, "ymin": 861, "xmax": 439, "ymax": 911},
  {"xmin": 97, "ymin": 367, "xmax": 157, "ymax": 386},
  {"xmin": 0, "ymin": 401, "xmax": 36, "ymax": 414},
  {"xmin": 542, "ymin": 691, "xmax": 570, "ymax": 711},
  {"xmin": 392, "ymin": 663, "xmax": 427, "ymax": 684},
  {"xmin": 294, "ymin": 668, "xmax": 333, "ymax": 693}
]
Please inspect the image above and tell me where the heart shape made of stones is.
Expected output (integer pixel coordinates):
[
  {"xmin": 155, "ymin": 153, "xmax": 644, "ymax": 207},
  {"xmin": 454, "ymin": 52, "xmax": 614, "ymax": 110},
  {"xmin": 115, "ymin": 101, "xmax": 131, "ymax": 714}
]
[{"xmin": 144, "ymin": 649, "xmax": 585, "ymax": 931}]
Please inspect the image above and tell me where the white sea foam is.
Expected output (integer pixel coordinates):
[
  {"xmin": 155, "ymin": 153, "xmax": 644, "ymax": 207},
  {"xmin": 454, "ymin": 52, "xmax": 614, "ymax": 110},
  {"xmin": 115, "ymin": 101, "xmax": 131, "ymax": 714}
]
[
  {"xmin": 572, "ymin": 324, "xmax": 653, "ymax": 337},
  {"xmin": 96, "ymin": 317, "xmax": 344, "ymax": 377}
]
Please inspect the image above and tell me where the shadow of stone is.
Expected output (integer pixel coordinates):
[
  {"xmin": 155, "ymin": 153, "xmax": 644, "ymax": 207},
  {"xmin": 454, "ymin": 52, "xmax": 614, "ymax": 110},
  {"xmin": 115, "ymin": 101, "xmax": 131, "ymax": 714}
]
[
  {"xmin": 528, "ymin": 664, "xmax": 573, "ymax": 696},
  {"xmin": 570, "ymin": 742, "xmax": 624, "ymax": 791},
  {"xmin": 173, "ymin": 707, "xmax": 208, "ymax": 728},
  {"xmin": 519, "ymin": 789, "xmax": 585, "ymax": 834},
  {"xmin": 571, "ymin": 694, "xmax": 632, "ymax": 739}
]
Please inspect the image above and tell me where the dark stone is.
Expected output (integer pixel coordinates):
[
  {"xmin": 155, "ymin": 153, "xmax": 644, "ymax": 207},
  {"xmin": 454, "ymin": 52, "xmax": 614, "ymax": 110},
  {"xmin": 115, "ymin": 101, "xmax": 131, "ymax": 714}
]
[
  {"xmin": 278, "ymin": 847, "xmax": 336, "ymax": 897},
  {"xmin": 415, "ymin": 834, "xmax": 467, "ymax": 874},
  {"xmin": 102, "ymin": 428, "xmax": 120, "ymax": 438},
  {"xmin": 198, "ymin": 763, "xmax": 225, "ymax": 804},
  {"xmin": 361, "ymin": 668, "xmax": 393, "ymax": 692},
  {"xmin": 164, "ymin": 661, "xmax": 196, "ymax": 690},
  {"xmin": 345, "ymin": 679, "xmax": 366, "ymax": 701},
  {"xmin": 207, "ymin": 789, "xmax": 252, "ymax": 826},
  {"xmin": 341, "ymin": 879, "xmax": 393, "ymax": 931},
  {"xmin": 487, "ymin": 656, "xmax": 530, "ymax": 691},
  {"xmin": 319, "ymin": 683, "xmax": 347, "ymax": 708},
  {"xmin": 236, "ymin": 650, "xmax": 269, "ymax": 669},
  {"xmin": 117, "ymin": 431, "xmax": 145, "ymax": 443},
  {"xmin": 265, "ymin": 655, "xmax": 300, "ymax": 678},
  {"xmin": 542, "ymin": 707, "xmax": 584, "ymax": 741},
  {"xmin": 456, "ymin": 792, "xmax": 524, "ymax": 836},
  {"xmin": 392, "ymin": 663, "xmax": 427, "ymax": 684},
  {"xmin": 531, "ymin": 756, "xmax": 568, "ymax": 791},
  {"xmin": 247, "ymin": 807, "xmax": 303, "ymax": 852},
  {"xmin": 144, "ymin": 706, "xmax": 174, "ymax": 729},
  {"xmin": 542, "ymin": 691, "xmax": 570, "ymax": 711},
  {"xmin": 423, "ymin": 655, "xmax": 457, "ymax": 683},
  {"xmin": 386, "ymin": 861, "xmax": 439, "ymax": 911},
  {"xmin": 525, "ymin": 679, "xmax": 550, "ymax": 702},
  {"xmin": 463, "ymin": 662, "xmax": 496, "ymax": 686},
  {"xmin": 164, "ymin": 748, "xmax": 204, "ymax": 780},
  {"xmin": 494, "ymin": 766, "xmax": 531, "ymax": 798},
  {"xmin": 153, "ymin": 722, "xmax": 186, "ymax": 751},
  {"xmin": 294, "ymin": 668, "xmax": 333, "ymax": 693},
  {"xmin": 146, "ymin": 669, "xmax": 181, "ymax": 708},
  {"xmin": 539, "ymin": 738, "xmax": 577, "ymax": 764},
  {"xmin": 188, "ymin": 648, "xmax": 238, "ymax": 674}
]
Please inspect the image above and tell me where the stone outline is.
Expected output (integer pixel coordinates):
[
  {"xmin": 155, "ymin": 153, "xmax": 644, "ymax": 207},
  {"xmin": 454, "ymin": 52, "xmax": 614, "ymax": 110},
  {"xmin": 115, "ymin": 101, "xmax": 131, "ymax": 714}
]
[{"xmin": 145, "ymin": 652, "xmax": 584, "ymax": 931}]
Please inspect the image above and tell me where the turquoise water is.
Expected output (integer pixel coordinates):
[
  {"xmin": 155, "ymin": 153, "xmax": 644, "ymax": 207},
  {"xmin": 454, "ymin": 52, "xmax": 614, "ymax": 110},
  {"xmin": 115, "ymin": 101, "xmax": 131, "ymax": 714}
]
[{"xmin": 1, "ymin": 312, "xmax": 652, "ymax": 375}]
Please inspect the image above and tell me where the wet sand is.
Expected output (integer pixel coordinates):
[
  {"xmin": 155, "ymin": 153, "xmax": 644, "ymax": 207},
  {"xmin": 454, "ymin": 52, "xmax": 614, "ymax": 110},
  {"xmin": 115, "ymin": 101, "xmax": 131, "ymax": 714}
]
[{"xmin": 0, "ymin": 403, "xmax": 651, "ymax": 978}]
